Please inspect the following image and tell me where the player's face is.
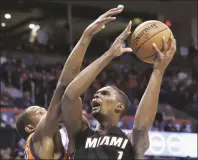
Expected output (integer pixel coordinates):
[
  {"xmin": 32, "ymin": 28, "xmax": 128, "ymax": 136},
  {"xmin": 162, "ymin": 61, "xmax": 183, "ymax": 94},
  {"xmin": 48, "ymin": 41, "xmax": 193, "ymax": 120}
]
[
  {"xmin": 26, "ymin": 106, "xmax": 47, "ymax": 127},
  {"xmin": 91, "ymin": 86, "xmax": 119, "ymax": 119}
]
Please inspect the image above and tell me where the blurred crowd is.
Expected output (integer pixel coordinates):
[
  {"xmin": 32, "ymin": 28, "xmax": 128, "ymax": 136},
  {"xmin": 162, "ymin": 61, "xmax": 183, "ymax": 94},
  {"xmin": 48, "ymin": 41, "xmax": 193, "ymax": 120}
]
[
  {"xmin": 0, "ymin": 37, "xmax": 198, "ymax": 159},
  {"xmin": 1, "ymin": 41, "xmax": 197, "ymax": 114}
]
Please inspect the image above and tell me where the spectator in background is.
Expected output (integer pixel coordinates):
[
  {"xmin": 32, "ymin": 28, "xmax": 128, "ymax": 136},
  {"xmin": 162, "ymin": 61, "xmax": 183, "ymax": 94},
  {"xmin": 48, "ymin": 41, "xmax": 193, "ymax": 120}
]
[
  {"xmin": 0, "ymin": 57, "xmax": 18, "ymax": 83},
  {"xmin": 1, "ymin": 148, "xmax": 12, "ymax": 159},
  {"xmin": 126, "ymin": 73, "xmax": 138, "ymax": 101},
  {"xmin": 151, "ymin": 112, "xmax": 163, "ymax": 131},
  {"xmin": 155, "ymin": 112, "xmax": 163, "ymax": 124},
  {"xmin": 179, "ymin": 122, "xmax": 189, "ymax": 132},
  {"xmin": 127, "ymin": 98, "xmax": 139, "ymax": 115},
  {"xmin": 0, "ymin": 116, "xmax": 10, "ymax": 128},
  {"xmin": 0, "ymin": 51, "xmax": 8, "ymax": 65},
  {"xmin": 10, "ymin": 113, "xmax": 18, "ymax": 129},
  {"xmin": 151, "ymin": 120, "xmax": 161, "ymax": 131},
  {"xmin": 3, "ymin": 83, "xmax": 23, "ymax": 99},
  {"xmin": 164, "ymin": 119, "xmax": 178, "ymax": 132},
  {"xmin": 162, "ymin": 104, "xmax": 176, "ymax": 121},
  {"xmin": 0, "ymin": 93, "xmax": 15, "ymax": 108},
  {"xmin": 14, "ymin": 139, "xmax": 25, "ymax": 159},
  {"xmin": 0, "ymin": 81, "xmax": 6, "ymax": 92},
  {"xmin": 14, "ymin": 91, "xmax": 33, "ymax": 109}
]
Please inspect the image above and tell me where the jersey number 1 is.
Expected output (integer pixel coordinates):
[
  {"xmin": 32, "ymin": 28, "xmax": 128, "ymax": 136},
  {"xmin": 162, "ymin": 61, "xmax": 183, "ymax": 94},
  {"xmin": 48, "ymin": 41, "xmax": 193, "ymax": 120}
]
[{"xmin": 117, "ymin": 151, "xmax": 123, "ymax": 160}]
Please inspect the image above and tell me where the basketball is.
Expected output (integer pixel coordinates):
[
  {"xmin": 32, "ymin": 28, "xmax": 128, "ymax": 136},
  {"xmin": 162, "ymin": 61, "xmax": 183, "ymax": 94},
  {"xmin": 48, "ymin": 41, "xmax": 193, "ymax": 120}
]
[{"xmin": 131, "ymin": 20, "xmax": 173, "ymax": 64}]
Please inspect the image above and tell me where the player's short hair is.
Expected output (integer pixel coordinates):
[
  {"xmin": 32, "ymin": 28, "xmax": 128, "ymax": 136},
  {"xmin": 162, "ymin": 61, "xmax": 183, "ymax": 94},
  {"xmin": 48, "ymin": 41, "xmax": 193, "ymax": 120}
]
[
  {"xmin": 110, "ymin": 86, "xmax": 131, "ymax": 118},
  {"xmin": 16, "ymin": 110, "xmax": 31, "ymax": 140}
]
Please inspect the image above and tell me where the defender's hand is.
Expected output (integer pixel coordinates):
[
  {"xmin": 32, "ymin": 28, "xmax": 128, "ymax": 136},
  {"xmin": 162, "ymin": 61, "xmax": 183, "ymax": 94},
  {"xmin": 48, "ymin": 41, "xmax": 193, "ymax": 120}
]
[
  {"xmin": 84, "ymin": 6, "xmax": 124, "ymax": 37},
  {"xmin": 153, "ymin": 36, "xmax": 176, "ymax": 73},
  {"xmin": 108, "ymin": 21, "xmax": 133, "ymax": 57}
]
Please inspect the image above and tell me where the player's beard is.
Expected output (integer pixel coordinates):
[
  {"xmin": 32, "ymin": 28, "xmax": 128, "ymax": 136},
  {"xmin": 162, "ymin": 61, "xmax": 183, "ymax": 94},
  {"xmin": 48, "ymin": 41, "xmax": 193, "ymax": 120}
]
[
  {"xmin": 92, "ymin": 106, "xmax": 101, "ymax": 116},
  {"xmin": 93, "ymin": 106, "xmax": 106, "ymax": 123},
  {"xmin": 92, "ymin": 106, "xmax": 107, "ymax": 124}
]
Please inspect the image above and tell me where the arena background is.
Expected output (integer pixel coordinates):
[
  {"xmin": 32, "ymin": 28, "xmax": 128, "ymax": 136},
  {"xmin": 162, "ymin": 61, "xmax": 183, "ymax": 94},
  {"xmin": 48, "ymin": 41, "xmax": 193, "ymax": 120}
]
[{"xmin": 0, "ymin": 0, "xmax": 197, "ymax": 159}]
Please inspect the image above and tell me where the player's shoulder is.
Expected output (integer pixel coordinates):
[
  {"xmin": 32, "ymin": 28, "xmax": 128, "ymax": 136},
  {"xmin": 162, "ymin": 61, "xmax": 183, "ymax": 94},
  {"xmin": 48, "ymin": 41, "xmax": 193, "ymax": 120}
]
[{"xmin": 94, "ymin": 126, "xmax": 129, "ymax": 137}]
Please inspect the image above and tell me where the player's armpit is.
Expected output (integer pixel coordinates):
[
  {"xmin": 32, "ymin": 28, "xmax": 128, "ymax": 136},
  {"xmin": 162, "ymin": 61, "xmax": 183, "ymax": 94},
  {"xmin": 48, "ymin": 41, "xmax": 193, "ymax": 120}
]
[{"xmin": 127, "ymin": 129, "xmax": 150, "ymax": 159}]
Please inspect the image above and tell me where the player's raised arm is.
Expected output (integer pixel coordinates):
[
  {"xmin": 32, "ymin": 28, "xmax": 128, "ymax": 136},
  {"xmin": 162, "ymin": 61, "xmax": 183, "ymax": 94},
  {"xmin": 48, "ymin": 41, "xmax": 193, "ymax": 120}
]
[
  {"xmin": 34, "ymin": 6, "xmax": 125, "ymax": 138},
  {"xmin": 61, "ymin": 21, "xmax": 133, "ymax": 138},
  {"xmin": 58, "ymin": 6, "xmax": 124, "ymax": 86},
  {"xmin": 128, "ymin": 36, "xmax": 176, "ymax": 159},
  {"xmin": 32, "ymin": 10, "xmax": 118, "ymax": 138}
]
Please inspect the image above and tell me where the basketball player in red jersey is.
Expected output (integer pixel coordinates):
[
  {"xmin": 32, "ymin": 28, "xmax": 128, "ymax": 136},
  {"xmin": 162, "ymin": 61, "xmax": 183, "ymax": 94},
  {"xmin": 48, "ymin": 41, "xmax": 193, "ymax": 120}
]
[
  {"xmin": 16, "ymin": 7, "xmax": 124, "ymax": 159},
  {"xmin": 61, "ymin": 19, "xmax": 177, "ymax": 159}
]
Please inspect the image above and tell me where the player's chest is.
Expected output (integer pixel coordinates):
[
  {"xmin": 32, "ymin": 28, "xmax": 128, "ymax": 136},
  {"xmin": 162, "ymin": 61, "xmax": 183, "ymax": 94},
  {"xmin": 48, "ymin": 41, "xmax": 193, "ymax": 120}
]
[
  {"xmin": 85, "ymin": 135, "xmax": 129, "ymax": 150},
  {"xmin": 75, "ymin": 135, "xmax": 131, "ymax": 160}
]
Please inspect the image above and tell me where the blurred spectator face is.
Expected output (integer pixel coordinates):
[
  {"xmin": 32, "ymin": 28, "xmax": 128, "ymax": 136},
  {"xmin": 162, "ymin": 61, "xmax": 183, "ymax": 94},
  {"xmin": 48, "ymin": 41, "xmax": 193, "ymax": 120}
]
[
  {"xmin": 0, "ymin": 94, "xmax": 12, "ymax": 106},
  {"xmin": 21, "ymin": 72, "xmax": 28, "ymax": 81},
  {"xmin": 180, "ymin": 123, "xmax": 187, "ymax": 132},
  {"xmin": 153, "ymin": 120, "xmax": 160, "ymax": 127},
  {"xmin": 152, "ymin": 120, "xmax": 161, "ymax": 131},
  {"xmin": 1, "ymin": 148, "xmax": 11, "ymax": 159}
]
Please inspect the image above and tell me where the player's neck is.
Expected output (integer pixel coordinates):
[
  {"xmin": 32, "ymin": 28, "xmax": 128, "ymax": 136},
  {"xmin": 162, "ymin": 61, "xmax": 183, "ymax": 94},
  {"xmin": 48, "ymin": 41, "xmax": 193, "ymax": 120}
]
[{"xmin": 97, "ymin": 118, "xmax": 119, "ymax": 133}]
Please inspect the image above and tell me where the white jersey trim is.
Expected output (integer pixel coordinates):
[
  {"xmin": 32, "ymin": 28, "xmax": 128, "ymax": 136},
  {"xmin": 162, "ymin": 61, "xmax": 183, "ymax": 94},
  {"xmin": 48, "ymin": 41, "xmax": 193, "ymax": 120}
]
[{"xmin": 59, "ymin": 127, "xmax": 69, "ymax": 150}]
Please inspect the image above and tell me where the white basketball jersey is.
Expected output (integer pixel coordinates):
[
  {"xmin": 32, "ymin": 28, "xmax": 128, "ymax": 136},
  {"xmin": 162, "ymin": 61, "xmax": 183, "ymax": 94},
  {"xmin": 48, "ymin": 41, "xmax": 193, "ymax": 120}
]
[{"xmin": 59, "ymin": 127, "xmax": 69, "ymax": 150}]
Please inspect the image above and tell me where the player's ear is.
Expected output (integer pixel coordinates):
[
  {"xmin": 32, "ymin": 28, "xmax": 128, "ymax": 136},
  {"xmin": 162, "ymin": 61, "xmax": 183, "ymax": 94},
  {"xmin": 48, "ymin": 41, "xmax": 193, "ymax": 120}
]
[
  {"xmin": 25, "ymin": 124, "xmax": 36, "ymax": 133},
  {"xmin": 115, "ymin": 103, "xmax": 125, "ymax": 113}
]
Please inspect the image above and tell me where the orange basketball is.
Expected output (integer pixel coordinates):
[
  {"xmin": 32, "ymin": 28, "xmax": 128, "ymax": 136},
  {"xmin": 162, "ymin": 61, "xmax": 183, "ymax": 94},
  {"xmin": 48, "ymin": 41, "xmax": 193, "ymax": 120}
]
[{"xmin": 131, "ymin": 20, "xmax": 173, "ymax": 64}]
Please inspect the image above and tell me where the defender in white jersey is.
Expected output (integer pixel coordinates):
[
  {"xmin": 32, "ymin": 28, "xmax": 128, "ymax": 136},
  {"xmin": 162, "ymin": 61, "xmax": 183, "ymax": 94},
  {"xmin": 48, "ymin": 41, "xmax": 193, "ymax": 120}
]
[{"xmin": 60, "ymin": 126, "xmax": 69, "ymax": 150}]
